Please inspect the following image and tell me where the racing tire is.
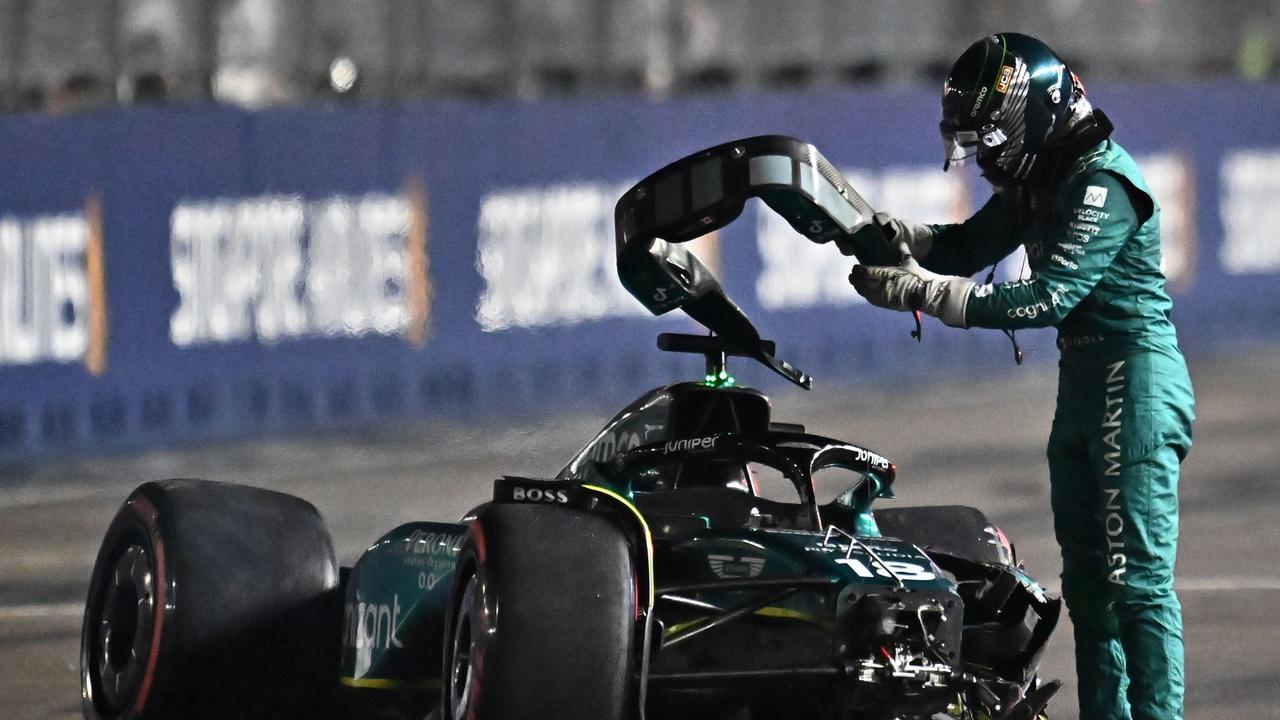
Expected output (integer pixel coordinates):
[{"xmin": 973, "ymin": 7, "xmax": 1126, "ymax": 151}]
[
  {"xmin": 441, "ymin": 503, "xmax": 637, "ymax": 720},
  {"xmin": 80, "ymin": 479, "xmax": 342, "ymax": 720}
]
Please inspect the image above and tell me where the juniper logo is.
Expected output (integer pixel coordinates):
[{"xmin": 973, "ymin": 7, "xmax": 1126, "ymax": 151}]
[{"xmin": 1083, "ymin": 185, "xmax": 1109, "ymax": 208}]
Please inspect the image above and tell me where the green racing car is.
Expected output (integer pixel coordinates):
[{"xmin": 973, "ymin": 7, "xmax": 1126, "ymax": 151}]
[{"xmin": 80, "ymin": 136, "xmax": 1062, "ymax": 720}]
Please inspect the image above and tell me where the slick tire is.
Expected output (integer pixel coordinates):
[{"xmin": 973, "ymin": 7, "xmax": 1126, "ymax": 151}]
[
  {"xmin": 80, "ymin": 479, "xmax": 342, "ymax": 720},
  {"xmin": 441, "ymin": 503, "xmax": 637, "ymax": 720}
]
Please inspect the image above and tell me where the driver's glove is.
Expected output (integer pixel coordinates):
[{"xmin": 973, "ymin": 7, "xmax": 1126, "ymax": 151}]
[
  {"xmin": 871, "ymin": 211, "xmax": 934, "ymax": 262},
  {"xmin": 833, "ymin": 212, "xmax": 934, "ymax": 264},
  {"xmin": 848, "ymin": 257, "xmax": 973, "ymax": 328}
]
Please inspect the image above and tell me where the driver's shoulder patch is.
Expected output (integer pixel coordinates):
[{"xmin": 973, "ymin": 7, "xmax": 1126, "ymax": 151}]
[{"xmin": 1082, "ymin": 185, "xmax": 1109, "ymax": 208}]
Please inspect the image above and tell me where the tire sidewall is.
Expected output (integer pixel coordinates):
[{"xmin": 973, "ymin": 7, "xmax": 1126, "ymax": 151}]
[
  {"xmin": 81, "ymin": 487, "xmax": 173, "ymax": 720},
  {"xmin": 81, "ymin": 479, "xmax": 342, "ymax": 720},
  {"xmin": 440, "ymin": 505, "xmax": 637, "ymax": 720}
]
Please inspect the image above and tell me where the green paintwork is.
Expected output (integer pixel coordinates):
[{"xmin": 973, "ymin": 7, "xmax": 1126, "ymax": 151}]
[
  {"xmin": 557, "ymin": 386, "xmax": 675, "ymax": 484},
  {"xmin": 340, "ymin": 521, "xmax": 466, "ymax": 691},
  {"xmin": 662, "ymin": 527, "xmax": 956, "ymax": 596}
]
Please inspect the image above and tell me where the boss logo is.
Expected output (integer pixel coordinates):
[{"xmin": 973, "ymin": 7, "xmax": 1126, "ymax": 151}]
[{"xmin": 511, "ymin": 486, "xmax": 569, "ymax": 504}]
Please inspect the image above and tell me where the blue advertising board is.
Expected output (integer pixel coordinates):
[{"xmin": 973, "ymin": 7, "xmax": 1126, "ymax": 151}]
[{"xmin": 1, "ymin": 83, "xmax": 1277, "ymax": 463}]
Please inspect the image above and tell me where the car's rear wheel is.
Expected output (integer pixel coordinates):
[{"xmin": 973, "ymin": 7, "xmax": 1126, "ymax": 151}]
[
  {"xmin": 80, "ymin": 479, "xmax": 342, "ymax": 720},
  {"xmin": 441, "ymin": 503, "xmax": 637, "ymax": 720}
]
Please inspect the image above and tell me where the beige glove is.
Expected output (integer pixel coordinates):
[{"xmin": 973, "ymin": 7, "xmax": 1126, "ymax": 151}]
[
  {"xmin": 848, "ymin": 257, "xmax": 974, "ymax": 328},
  {"xmin": 872, "ymin": 211, "xmax": 935, "ymax": 262}
]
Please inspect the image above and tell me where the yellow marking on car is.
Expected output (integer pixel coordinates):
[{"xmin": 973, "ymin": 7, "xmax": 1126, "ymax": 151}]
[
  {"xmin": 339, "ymin": 676, "xmax": 442, "ymax": 690},
  {"xmin": 584, "ymin": 484, "xmax": 655, "ymax": 608},
  {"xmin": 663, "ymin": 606, "xmax": 826, "ymax": 637}
]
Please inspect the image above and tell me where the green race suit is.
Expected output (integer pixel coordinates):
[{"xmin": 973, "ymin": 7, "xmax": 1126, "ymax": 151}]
[{"xmin": 924, "ymin": 139, "xmax": 1195, "ymax": 720}]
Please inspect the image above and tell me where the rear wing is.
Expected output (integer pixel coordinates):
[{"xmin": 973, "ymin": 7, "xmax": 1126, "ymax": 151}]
[{"xmin": 614, "ymin": 136, "xmax": 878, "ymax": 389}]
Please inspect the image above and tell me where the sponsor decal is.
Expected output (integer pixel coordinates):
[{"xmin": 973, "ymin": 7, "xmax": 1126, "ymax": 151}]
[
  {"xmin": 1073, "ymin": 207, "xmax": 1110, "ymax": 222},
  {"xmin": 707, "ymin": 554, "xmax": 765, "ymax": 579},
  {"xmin": 1057, "ymin": 333, "xmax": 1105, "ymax": 350},
  {"xmin": 1101, "ymin": 360, "xmax": 1125, "ymax": 478},
  {"xmin": 1218, "ymin": 149, "xmax": 1280, "ymax": 275},
  {"xmin": 663, "ymin": 436, "xmax": 717, "ymax": 454},
  {"xmin": 995, "ymin": 65, "xmax": 1014, "ymax": 93},
  {"xmin": 343, "ymin": 595, "xmax": 405, "ymax": 651},
  {"xmin": 1136, "ymin": 153, "xmax": 1196, "ymax": 290},
  {"xmin": 510, "ymin": 485, "xmax": 570, "ymax": 504},
  {"xmin": 475, "ymin": 182, "xmax": 647, "ymax": 331},
  {"xmin": 399, "ymin": 529, "xmax": 462, "ymax": 588},
  {"xmin": 1082, "ymin": 185, "xmax": 1109, "ymax": 208},
  {"xmin": 1004, "ymin": 282, "xmax": 1069, "ymax": 320},
  {"xmin": 0, "ymin": 210, "xmax": 102, "ymax": 368},
  {"xmin": 1050, "ymin": 254, "xmax": 1079, "ymax": 270},
  {"xmin": 835, "ymin": 557, "xmax": 937, "ymax": 582},
  {"xmin": 969, "ymin": 86, "xmax": 989, "ymax": 118},
  {"xmin": 1100, "ymin": 360, "xmax": 1127, "ymax": 586},
  {"xmin": 589, "ymin": 428, "xmax": 647, "ymax": 462},
  {"xmin": 812, "ymin": 532, "xmax": 938, "ymax": 582},
  {"xmin": 170, "ymin": 191, "xmax": 428, "ymax": 347},
  {"xmin": 850, "ymin": 446, "xmax": 892, "ymax": 472},
  {"xmin": 404, "ymin": 529, "xmax": 463, "ymax": 557}
]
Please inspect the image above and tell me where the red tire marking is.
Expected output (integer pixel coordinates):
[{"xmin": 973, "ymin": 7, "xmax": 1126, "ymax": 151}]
[
  {"xmin": 465, "ymin": 519, "xmax": 489, "ymax": 720},
  {"xmin": 127, "ymin": 495, "xmax": 167, "ymax": 716}
]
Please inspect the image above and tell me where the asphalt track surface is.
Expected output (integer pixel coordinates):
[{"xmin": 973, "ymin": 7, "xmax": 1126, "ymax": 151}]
[{"xmin": 1, "ymin": 348, "xmax": 1277, "ymax": 719}]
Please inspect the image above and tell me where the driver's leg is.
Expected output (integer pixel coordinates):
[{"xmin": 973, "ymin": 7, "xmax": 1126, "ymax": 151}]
[
  {"xmin": 1083, "ymin": 350, "xmax": 1192, "ymax": 720},
  {"xmin": 1048, "ymin": 395, "xmax": 1130, "ymax": 720}
]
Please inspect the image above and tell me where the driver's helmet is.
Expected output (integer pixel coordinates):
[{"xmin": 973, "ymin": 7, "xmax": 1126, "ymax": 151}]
[{"xmin": 940, "ymin": 33, "xmax": 1085, "ymax": 182}]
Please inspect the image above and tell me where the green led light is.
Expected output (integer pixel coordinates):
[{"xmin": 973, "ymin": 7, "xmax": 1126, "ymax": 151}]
[
  {"xmin": 718, "ymin": 370, "xmax": 728, "ymax": 380},
  {"xmin": 725, "ymin": 377, "xmax": 736, "ymax": 386}
]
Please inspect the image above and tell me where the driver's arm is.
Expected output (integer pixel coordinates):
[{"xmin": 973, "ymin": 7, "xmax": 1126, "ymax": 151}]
[
  {"xmin": 839, "ymin": 194, "xmax": 1021, "ymax": 275},
  {"xmin": 961, "ymin": 170, "xmax": 1143, "ymax": 329},
  {"xmin": 920, "ymin": 194, "xmax": 1023, "ymax": 277}
]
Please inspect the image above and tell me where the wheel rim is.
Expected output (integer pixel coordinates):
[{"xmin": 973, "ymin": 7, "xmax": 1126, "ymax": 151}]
[
  {"xmin": 448, "ymin": 575, "xmax": 479, "ymax": 720},
  {"xmin": 93, "ymin": 542, "xmax": 156, "ymax": 713}
]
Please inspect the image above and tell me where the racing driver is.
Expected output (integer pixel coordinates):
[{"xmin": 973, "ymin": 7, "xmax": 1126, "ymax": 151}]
[{"xmin": 844, "ymin": 33, "xmax": 1196, "ymax": 720}]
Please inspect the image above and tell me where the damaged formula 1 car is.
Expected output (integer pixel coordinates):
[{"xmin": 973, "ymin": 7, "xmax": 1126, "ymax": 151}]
[{"xmin": 80, "ymin": 136, "xmax": 1061, "ymax": 720}]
